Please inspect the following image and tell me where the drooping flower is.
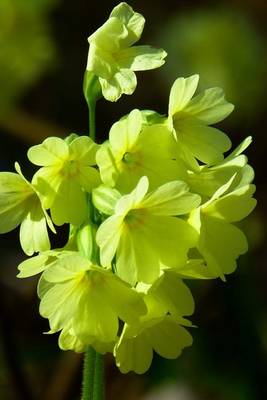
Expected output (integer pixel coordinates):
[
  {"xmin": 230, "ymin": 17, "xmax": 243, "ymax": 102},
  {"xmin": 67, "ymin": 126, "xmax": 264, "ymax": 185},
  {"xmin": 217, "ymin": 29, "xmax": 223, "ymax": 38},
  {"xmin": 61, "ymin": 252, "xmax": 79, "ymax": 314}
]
[
  {"xmin": 96, "ymin": 109, "xmax": 186, "ymax": 193},
  {"xmin": 168, "ymin": 75, "xmax": 234, "ymax": 170},
  {"xmin": 187, "ymin": 136, "xmax": 254, "ymax": 199},
  {"xmin": 115, "ymin": 316, "xmax": 192, "ymax": 374},
  {"xmin": 28, "ymin": 136, "xmax": 100, "ymax": 226},
  {"xmin": 0, "ymin": 162, "xmax": 54, "ymax": 255},
  {"xmin": 188, "ymin": 176, "xmax": 256, "ymax": 279},
  {"xmin": 87, "ymin": 2, "xmax": 167, "ymax": 101},
  {"xmin": 114, "ymin": 279, "xmax": 193, "ymax": 374},
  {"xmin": 38, "ymin": 253, "xmax": 147, "ymax": 344},
  {"xmin": 137, "ymin": 270, "xmax": 195, "ymax": 321},
  {"xmin": 96, "ymin": 176, "xmax": 200, "ymax": 285}
]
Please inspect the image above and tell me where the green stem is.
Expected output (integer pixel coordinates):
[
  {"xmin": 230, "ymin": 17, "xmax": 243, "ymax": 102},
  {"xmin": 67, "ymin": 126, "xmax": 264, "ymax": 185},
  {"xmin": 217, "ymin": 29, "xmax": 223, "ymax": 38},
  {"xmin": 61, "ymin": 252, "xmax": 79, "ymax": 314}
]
[
  {"xmin": 82, "ymin": 347, "xmax": 96, "ymax": 400},
  {"xmin": 81, "ymin": 95, "xmax": 105, "ymax": 400},
  {"xmin": 93, "ymin": 352, "xmax": 105, "ymax": 399},
  {"xmin": 89, "ymin": 100, "xmax": 96, "ymax": 141}
]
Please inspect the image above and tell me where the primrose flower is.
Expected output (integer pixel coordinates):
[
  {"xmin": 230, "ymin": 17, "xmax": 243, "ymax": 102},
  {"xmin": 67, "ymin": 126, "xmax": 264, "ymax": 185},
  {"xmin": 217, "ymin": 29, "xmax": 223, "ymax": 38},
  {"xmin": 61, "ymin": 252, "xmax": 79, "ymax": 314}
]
[
  {"xmin": 188, "ymin": 136, "xmax": 254, "ymax": 199},
  {"xmin": 189, "ymin": 176, "xmax": 257, "ymax": 279},
  {"xmin": 96, "ymin": 109, "xmax": 186, "ymax": 192},
  {"xmin": 97, "ymin": 176, "xmax": 200, "ymax": 285},
  {"xmin": 87, "ymin": 2, "xmax": 167, "ymax": 101},
  {"xmin": 28, "ymin": 136, "xmax": 100, "ymax": 226},
  {"xmin": 114, "ymin": 275, "xmax": 193, "ymax": 373},
  {"xmin": 0, "ymin": 163, "xmax": 54, "ymax": 256},
  {"xmin": 115, "ymin": 316, "xmax": 192, "ymax": 374},
  {"xmin": 168, "ymin": 75, "xmax": 234, "ymax": 170},
  {"xmin": 38, "ymin": 253, "xmax": 147, "ymax": 343}
]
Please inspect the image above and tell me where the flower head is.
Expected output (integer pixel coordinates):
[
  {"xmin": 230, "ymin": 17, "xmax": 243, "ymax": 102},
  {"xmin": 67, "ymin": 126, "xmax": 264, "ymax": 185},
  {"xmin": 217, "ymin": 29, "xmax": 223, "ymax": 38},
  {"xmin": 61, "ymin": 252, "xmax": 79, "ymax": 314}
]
[
  {"xmin": 0, "ymin": 163, "xmax": 54, "ymax": 255},
  {"xmin": 28, "ymin": 136, "xmax": 100, "ymax": 226},
  {"xmin": 189, "ymin": 176, "xmax": 256, "ymax": 279},
  {"xmin": 115, "ymin": 315, "xmax": 192, "ymax": 374},
  {"xmin": 38, "ymin": 253, "xmax": 147, "ymax": 344},
  {"xmin": 97, "ymin": 176, "xmax": 200, "ymax": 285},
  {"xmin": 168, "ymin": 75, "xmax": 234, "ymax": 170},
  {"xmin": 87, "ymin": 2, "xmax": 167, "ymax": 101},
  {"xmin": 96, "ymin": 109, "xmax": 186, "ymax": 192},
  {"xmin": 188, "ymin": 136, "xmax": 254, "ymax": 199}
]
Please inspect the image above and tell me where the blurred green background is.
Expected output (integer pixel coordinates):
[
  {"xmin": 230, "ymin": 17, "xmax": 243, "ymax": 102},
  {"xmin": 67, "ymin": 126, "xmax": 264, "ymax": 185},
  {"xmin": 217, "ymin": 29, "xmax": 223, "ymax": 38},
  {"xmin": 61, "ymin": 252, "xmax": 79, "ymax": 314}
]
[{"xmin": 0, "ymin": 0, "xmax": 266, "ymax": 399}]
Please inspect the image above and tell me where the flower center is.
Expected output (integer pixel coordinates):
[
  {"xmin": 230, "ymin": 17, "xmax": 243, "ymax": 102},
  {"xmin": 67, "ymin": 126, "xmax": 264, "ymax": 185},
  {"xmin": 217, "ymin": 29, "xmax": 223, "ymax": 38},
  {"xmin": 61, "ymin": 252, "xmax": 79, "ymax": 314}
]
[
  {"xmin": 125, "ymin": 209, "xmax": 147, "ymax": 228},
  {"xmin": 172, "ymin": 111, "xmax": 188, "ymax": 133},
  {"xmin": 122, "ymin": 152, "xmax": 135, "ymax": 164},
  {"xmin": 61, "ymin": 159, "xmax": 80, "ymax": 178}
]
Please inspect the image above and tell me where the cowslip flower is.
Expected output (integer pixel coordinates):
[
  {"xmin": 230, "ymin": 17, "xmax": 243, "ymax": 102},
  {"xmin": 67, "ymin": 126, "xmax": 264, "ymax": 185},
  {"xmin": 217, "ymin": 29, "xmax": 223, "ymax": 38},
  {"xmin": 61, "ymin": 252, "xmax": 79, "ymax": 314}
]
[
  {"xmin": 87, "ymin": 2, "xmax": 167, "ymax": 101},
  {"xmin": 168, "ymin": 75, "xmax": 234, "ymax": 170},
  {"xmin": 114, "ymin": 273, "xmax": 194, "ymax": 373},
  {"xmin": 96, "ymin": 176, "xmax": 200, "ymax": 285},
  {"xmin": 189, "ymin": 176, "xmax": 256, "ymax": 279},
  {"xmin": 38, "ymin": 253, "xmax": 147, "ymax": 343},
  {"xmin": 0, "ymin": 162, "xmax": 54, "ymax": 255},
  {"xmin": 28, "ymin": 136, "xmax": 100, "ymax": 226},
  {"xmin": 115, "ymin": 316, "xmax": 192, "ymax": 374},
  {"xmin": 96, "ymin": 109, "xmax": 186, "ymax": 192},
  {"xmin": 188, "ymin": 136, "xmax": 254, "ymax": 198},
  {"xmin": 136, "ymin": 270, "xmax": 195, "ymax": 323}
]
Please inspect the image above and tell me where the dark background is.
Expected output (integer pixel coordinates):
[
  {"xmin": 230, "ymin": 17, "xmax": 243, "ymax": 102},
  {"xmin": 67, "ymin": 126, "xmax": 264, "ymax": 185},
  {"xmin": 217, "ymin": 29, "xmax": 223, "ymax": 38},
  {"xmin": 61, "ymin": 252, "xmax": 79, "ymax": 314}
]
[{"xmin": 0, "ymin": 0, "xmax": 266, "ymax": 399}]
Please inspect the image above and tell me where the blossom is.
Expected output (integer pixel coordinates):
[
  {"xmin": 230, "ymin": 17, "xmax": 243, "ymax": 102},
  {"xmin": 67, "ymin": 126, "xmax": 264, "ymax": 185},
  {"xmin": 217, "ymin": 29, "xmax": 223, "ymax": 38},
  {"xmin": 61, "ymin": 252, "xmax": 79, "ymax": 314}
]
[
  {"xmin": 87, "ymin": 2, "xmax": 167, "ymax": 101},
  {"xmin": 0, "ymin": 162, "xmax": 54, "ymax": 255},
  {"xmin": 115, "ymin": 316, "xmax": 192, "ymax": 374},
  {"xmin": 188, "ymin": 136, "xmax": 254, "ymax": 198},
  {"xmin": 188, "ymin": 176, "xmax": 256, "ymax": 279},
  {"xmin": 168, "ymin": 75, "xmax": 234, "ymax": 170},
  {"xmin": 28, "ymin": 136, "xmax": 100, "ymax": 226},
  {"xmin": 38, "ymin": 253, "xmax": 147, "ymax": 343},
  {"xmin": 96, "ymin": 176, "xmax": 200, "ymax": 285},
  {"xmin": 96, "ymin": 109, "xmax": 186, "ymax": 192}
]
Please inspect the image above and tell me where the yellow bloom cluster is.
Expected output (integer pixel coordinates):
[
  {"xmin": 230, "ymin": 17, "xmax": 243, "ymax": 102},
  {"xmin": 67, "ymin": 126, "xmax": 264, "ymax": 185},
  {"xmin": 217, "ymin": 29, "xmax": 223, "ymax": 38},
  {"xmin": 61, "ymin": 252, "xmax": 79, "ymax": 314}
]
[{"xmin": 0, "ymin": 2, "xmax": 256, "ymax": 374}]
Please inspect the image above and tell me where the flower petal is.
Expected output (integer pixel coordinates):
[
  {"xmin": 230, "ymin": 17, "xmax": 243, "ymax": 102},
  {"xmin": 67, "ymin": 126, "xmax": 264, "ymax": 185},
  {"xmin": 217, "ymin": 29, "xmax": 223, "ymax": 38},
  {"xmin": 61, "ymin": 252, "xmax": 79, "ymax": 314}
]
[
  {"xmin": 199, "ymin": 215, "xmax": 248, "ymax": 277},
  {"xmin": 50, "ymin": 180, "xmax": 88, "ymax": 226},
  {"xmin": 28, "ymin": 137, "xmax": 69, "ymax": 166},
  {"xmin": 169, "ymin": 75, "xmax": 199, "ymax": 116},
  {"xmin": 69, "ymin": 136, "xmax": 99, "ymax": 165},
  {"xmin": 97, "ymin": 215, "xmax": 124, "ymax": 267},
  {"xmin": 178, "ymin": 120, "xmax": 231, "ymax": 165},
  {"xmin": 0, "ymin": 172, "xmax": 32, "ymax": 233},
  {"xmin": 19, "ymin": 198, "xmax": 50, "ymax": 256},
  {"xmin": 110, "ymin": 2, "xmax": 145, "ymax": 46},
  {"xmin": 185, "ymin": 87, "xmax": 234, "ymax": 124},
  {"xmin": 149, "ymin": 317, "xmax": 193, "ymax": 359},
  {"xmin": 117, "ymin": 45, "xmax": 167, "ymax": 71},
  {"xmin": 141, "ymin": 180, "xmax": 200, "ymax": 216}
]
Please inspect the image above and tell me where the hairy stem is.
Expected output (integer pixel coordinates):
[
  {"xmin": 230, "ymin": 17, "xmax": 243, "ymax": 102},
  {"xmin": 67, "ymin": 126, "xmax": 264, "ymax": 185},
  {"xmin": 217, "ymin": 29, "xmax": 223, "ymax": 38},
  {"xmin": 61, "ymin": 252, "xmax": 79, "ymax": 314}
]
[
  {"xmin": 82, "ymin": 94, "xmax": 104, "ymax": 400},
  {"xmin": 89, "ymin": 100, "xmax": 96, "ymax": 141},
  {"xmin": 82, "ymin": 347, "xmax": 96, "ymax": 400},
  {"xmin": 93, "ymin": 352, "xmax": 105, "ymax": 399}
]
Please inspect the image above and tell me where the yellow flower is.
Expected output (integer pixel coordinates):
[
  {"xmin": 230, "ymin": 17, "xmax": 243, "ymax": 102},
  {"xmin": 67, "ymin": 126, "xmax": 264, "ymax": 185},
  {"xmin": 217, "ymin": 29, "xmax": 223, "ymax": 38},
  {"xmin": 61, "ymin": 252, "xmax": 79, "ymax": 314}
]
[
  {"xmin": 168, "ymin": 75, "xmax": 233, "ymax": 170},
  {"xmin": 87, "ymin": 2, "xmax": 167, "ymax": 101},
  {"xmin": 97, "ymin": 176, "xmax": 200, "ymax": 285},
  {"xmin": 28, "ymin": 136, "xmax": 100, "ymax": 226},
  {"xmin": 0, "ymin": 163, "xmax": 54, "ymax": 255},
  {"xmin": 96, "ymin": 109, "xmax": 186, "ymax": 192}
]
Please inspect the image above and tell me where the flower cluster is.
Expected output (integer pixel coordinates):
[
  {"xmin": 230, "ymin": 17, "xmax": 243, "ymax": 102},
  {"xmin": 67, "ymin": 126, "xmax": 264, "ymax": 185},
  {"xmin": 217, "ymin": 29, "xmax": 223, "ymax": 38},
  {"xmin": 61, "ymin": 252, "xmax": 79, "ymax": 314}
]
[{"xmin": 0, "ymin": 3, "xmax": 256, "ymax": 374}]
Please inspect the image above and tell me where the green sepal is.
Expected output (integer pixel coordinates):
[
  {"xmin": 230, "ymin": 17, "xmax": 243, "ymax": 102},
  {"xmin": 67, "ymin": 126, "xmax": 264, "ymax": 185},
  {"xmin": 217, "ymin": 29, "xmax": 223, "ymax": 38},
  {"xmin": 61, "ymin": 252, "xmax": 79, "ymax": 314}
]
[
  {"xmin": 92, "ymin": 185, "xmax": 121, "ymax": 215},
  {"xmin": 77, "ymin": 221, "xmax": 98, "ymax": 262},
  {"xmin": 140, "ymin": 110, "xmax": 167, "ymax": 126},
  {"xmin": 83, "ymin": 70, "xmax": 102, "ymax": 106}
]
